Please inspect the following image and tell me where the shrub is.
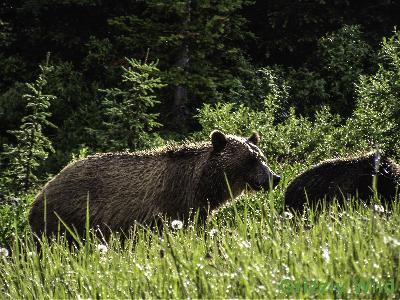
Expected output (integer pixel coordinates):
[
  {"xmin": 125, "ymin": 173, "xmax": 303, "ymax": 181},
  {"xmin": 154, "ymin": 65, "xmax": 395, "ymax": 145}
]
[
  {"xmin": 318, "ymin": 25, "xmax": 372, "ymax": 115},
  {"xmin": 286, "ymin": 25, "xmax": 373, "ymax": 117},
  {"xmin": 195, "ymin": 68, "xmax": 343, "ymax": 164},
  {"xmin": 344, "ymin": 30, "xmax": 400, "ymax": 158},
  {"xmin": 0, "ymin": 194, "xmax": 33, "ymax": 247}
]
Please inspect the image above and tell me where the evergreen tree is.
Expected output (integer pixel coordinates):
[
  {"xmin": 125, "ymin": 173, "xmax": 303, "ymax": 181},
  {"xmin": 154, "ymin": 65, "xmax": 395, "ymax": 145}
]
[
  {"xmin": 109, "ymin": 0, "xmax": 253, "ymax": 129},
  {"xmin": 1, "ymin": 54, "xmax": 56, "ymax": 195},
  {"xmin": 99, "ymin": 57, "xmax": 165, "ymax": 151}
]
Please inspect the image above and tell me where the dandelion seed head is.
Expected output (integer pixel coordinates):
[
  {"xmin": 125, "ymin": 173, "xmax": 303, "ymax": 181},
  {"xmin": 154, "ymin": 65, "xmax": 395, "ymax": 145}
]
[
  {"xmin": 208, "ymin": 228, "xmax": 218, "ymax": 238},
  {"xmin": 0, "ymin": 248, "xmax": 9, "ymax": 257},
  {"xmin": 373, "ymin": 204, "xmax": 385, "ymax": 213},
  {"xmin": 282, "ymin": 211, "xmax": 293, "ymax": 220},
  {"xmin": 171, "ymin": 220, "xmax": 183, "ymax": 230},
  {"xmin": 96, "ymin": 244, "xmax": 108, "ymax": 254}
]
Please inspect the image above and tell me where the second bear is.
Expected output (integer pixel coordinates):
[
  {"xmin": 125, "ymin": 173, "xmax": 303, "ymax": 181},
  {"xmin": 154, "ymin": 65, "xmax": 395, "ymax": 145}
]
[{"xmin": 285, "ymin": 152, "xmax": 400, "ymax": 212}]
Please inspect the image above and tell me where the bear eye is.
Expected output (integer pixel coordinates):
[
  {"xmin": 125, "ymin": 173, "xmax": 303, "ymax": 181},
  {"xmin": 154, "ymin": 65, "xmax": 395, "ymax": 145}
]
[{"xmin": 248, "ymin": 153, "xmax": 260, "ymax": 165}]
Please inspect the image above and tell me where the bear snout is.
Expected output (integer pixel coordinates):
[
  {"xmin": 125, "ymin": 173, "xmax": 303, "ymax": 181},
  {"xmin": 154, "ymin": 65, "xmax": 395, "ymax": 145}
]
[{"xmin": 257, "ymin": 167, "xmax": 280, "ymax": 190}]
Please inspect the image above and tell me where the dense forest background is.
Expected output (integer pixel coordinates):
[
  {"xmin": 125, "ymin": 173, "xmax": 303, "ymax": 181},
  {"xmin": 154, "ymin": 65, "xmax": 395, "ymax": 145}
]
[{"xmin": 1, "ymin": 0, "xmax": 400, "ymax": 196}]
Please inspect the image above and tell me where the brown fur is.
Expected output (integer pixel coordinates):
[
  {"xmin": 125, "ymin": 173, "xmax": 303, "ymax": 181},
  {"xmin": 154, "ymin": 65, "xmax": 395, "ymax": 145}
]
[
  {"xmin": 285, "ymin": 152, "xmax": 400, "ymax": 212},
  {"xmin": 29, "ymin": 131, "xmax": 280, "ymax": 238}
]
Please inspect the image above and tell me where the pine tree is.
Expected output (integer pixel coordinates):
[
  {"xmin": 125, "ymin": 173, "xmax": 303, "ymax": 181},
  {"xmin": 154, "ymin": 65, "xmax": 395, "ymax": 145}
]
[
  {"xmin": 108, "ymin": 0, "xmax": 253, "ymax": 129},
  {"xmin": 100, "ymin": 56, "xmax": 165, "ymax": 151},
  {"xmin": 1, "ymin": 53, "xmax": 56, "ymax": 195}
]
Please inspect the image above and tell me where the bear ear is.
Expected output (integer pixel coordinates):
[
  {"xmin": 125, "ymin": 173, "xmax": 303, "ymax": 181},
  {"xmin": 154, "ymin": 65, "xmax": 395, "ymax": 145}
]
[
  {"xmin": 248, "ymin": 132, "xmax": 260, "ymax": 145},
  {"xmin": 210, "ymin": 130, "xmax": 227, "ymax": 151}
]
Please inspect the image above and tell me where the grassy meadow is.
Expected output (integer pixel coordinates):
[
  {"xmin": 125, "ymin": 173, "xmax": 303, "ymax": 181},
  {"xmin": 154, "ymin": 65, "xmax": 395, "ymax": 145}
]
[{"xmin": 1, "ymin": 164, "xmax": 399, "ymax": 299}]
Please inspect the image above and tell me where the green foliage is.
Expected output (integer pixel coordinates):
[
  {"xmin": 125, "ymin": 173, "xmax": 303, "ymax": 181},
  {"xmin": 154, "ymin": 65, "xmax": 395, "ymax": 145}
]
[
  {"xmin": 1, "ymin": 55, "xmax": 56, "ymax": 194},
  {"xmin": 0, "ymin": 83, "xmax": 28, "ymax": 145},
  {"xmin": 285, "ymin": 67, "xmax": 328, "ymax": 116},
  {"xmin": 108, "ymin": 0, "xmax": 254, "ymax": 123},
  {"xmin": 0, "ymin": 20, "xmax": 11, "ymax": 46},
  {"xmin": 0, "ymin": 195, "xmax": 33, "ymax": 247},
  {"xmin": 99, "ymin": 57, "xmax": 165, "ymax": 151},
  {"xmin": 318, "ymin": 25, "xmax": 372, "ymax": 115},
  {"xmin": 343, "ymin": 31, "xmax": 400, "ymax": 158},
  {"xmin": 246, "ymin": 0, "xmax": 396, "ymax": 66},
  {"xmin": 1, "ymin": 1, "xmax": 398, "ymax": 176},
  {"xmin": 197, "ymin": 30, "xmax": 400, "ymax": 163},
  {"xmin": 195, "ymin": 68, "xmax": 343, "ymax": 164},
  {"xmin": 286, "ymin": 25, "xmax": 373, "ymax": 116}
]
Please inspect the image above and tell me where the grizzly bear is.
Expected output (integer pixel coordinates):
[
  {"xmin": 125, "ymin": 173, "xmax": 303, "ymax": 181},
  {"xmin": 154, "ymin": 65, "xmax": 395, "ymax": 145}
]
[
  {"xmin": 29, "ymin": 130, "xmax": 280, "ymax": 238},
  {"xmin": 284, "ymin": 152, "xmax": 400, "ymax": 212}
]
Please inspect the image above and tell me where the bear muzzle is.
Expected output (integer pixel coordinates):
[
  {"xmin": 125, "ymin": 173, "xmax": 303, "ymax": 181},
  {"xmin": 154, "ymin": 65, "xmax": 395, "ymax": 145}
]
[{"xmin": 253, "ymin": 167, "xmax": 280, "ymax": 191}]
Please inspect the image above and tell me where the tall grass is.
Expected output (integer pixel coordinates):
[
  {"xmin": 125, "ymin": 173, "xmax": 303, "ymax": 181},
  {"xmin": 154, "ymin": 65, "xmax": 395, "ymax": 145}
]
[{"xmin": 0, "ymin": 167, "xmax": 399, "ymax": 298}]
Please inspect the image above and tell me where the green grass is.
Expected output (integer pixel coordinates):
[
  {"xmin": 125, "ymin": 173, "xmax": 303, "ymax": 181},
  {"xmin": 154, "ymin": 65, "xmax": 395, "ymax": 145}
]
[{"xmin": 1, "ymin": 165, "xmax": 400, "ymax": 299}]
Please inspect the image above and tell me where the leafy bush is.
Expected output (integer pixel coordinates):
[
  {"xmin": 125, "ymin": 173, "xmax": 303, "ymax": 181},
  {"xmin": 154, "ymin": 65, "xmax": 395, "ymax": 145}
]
[
  {"xmin": 195, "ymin": 68, "xmax": 343, "ymax": 164},
  {"xmin": 0, "ymin": 194, "xmax": 33, "ymax": 247},
  {"xmin": 286, "ymin": 25, "xmax": 374, "ymax": 117},
  {"xmin": 285, "ymin": 67, "xmax": 328, "ymax": 116},
  {"xmin": 343, "ymin": 30, "xmax": 400, "ymax": 158},
  {"xmin": 318, "ymin": 25, "xmax": 373, "ymax": 115},
  {"xmin": 196, "ymin": 30, "xmax": 400, "ymax": 163}
]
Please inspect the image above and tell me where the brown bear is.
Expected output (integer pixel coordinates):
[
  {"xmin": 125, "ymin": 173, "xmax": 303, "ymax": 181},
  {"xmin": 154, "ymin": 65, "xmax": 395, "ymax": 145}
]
[
  {"xmin": 285, "ymin": 152, "xmax": 400, "ymax": 213},
  {"xmin": 29, "ymin": 130, "xmax": 280, "ymax": 239}
]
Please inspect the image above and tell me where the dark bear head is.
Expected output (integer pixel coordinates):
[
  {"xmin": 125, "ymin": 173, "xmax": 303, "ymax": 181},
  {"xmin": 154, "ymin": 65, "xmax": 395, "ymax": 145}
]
[
  {"xmin": 210, "ymin": 130, "xmax": 280, "ymax": 194},
  {"xmin": 330, "ymin": 152, "xmax": 400, "ymax": 203}
]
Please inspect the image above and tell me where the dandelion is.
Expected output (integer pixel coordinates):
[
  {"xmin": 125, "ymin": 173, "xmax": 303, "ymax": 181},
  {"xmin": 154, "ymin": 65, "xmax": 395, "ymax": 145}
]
[
  {"xmin": 282, "ymin": 211, "xmax": 293, "ymax": 220},
  {"xmin": 96, "ymin": 244, "xmax": 108, "ymax": 254},
  {"xmin": 208, "ymin": 228, "xmax": 218, "ymax": 238},
  {"xmin": 373, "ymin": 204, "xmax": 385, "ymax": 213},
  {"xmin": 171, "ymin": 220, "xmax": 183, "ymax": 230},
  {"xmin": 322, "ymin": 247, "xmax": 330, "ymax": 263},
  {"xmin": 0, "ymin": 247, "xmax": 9, "ymax": 257}
]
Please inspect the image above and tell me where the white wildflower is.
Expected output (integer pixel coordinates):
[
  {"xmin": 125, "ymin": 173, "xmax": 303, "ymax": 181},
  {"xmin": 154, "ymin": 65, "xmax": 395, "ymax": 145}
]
[
  {"xmin": 383, "ymin": 236, "xmax": 400, "ymax": 247},
  {"xmin": 96, "ymin": 244, "xmax": 108, "ymax": 254},
  {"xmin": 208, "ymin": 228, "xmax": 218, "ymax": 238},
  {"xmin": 374, "ymin": 204, "xmax": 385, "ymax": 213},
  {"xmin": 322, "ymin": 247, "xmax": 330, "ymax": 263},
  {"xmin": 282, "ymin": 211, "xmax": 294, "ymax": 220},
  {"xmin": 239, "ymin": 240, "xmax": 251, "ymax": 249},
  {"xmin": 0, "ymin": 247, "xmax": 9, "ymax": 257},
  {"xmin": 171, "ymin": 220, "xmax": 183, "ymax": 230}
]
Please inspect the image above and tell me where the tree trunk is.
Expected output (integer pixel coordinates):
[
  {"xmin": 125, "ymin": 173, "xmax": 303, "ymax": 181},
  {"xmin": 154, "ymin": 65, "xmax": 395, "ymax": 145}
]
[
  {"xmin": 171, "ymin": 0, "xmax": 191, "ymax": 130},
  {"xmin": 23, "ymin": 126, "xmax": 35, "ymax": 192}
]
